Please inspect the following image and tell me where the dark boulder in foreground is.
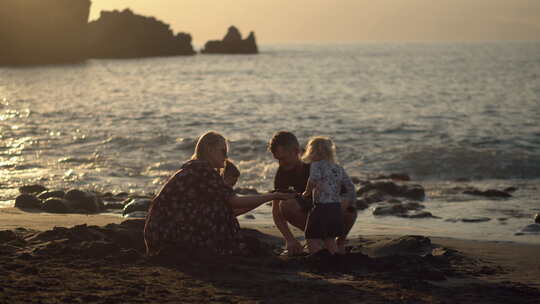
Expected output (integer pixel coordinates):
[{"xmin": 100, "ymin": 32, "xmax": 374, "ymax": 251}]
[
  {"xmin": 201, "ymin": 26, "xmax": 258, "ymax": 54},
  {"xmin": 87, "ymin": 9, "xmax": 195, "ymax": 58},
  {"xmin": 0, "ymin": 0, "xmax": 91, "ymax": 65}
]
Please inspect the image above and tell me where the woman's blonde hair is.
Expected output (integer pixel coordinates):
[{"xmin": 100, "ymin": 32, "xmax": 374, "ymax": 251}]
[
  {"xmin": 191, "ymin": 131, "xmax": 227, "ymax": 161},
  {"xmin": 301, "ymin": 136, "xmax": 337, "ymax": 164}
]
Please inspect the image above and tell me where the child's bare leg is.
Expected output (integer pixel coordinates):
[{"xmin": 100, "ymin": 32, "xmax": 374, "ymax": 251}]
[
  {"xmin": 306, "ymin": 239, "xmax": 323, "ymax": 254},
  {"xmin": 323, "ymin": 238, "xmax": 338, "ymax": 255}
]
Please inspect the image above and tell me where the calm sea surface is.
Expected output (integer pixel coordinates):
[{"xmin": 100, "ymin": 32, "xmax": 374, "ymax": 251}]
[{"xmin": 1, "ymin": 42, "xmax": 540, "ymax": 243}]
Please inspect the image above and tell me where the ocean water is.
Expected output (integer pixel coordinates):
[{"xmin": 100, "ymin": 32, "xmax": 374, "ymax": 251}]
[{"xmin": 1, "ymin": 42, "xmax": 540, "ymax": 243}]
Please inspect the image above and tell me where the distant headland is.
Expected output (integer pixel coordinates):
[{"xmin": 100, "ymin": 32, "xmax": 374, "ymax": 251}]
[{"xmin": 0, "ymin": 0, "xmax": 258, "ymax": 65}]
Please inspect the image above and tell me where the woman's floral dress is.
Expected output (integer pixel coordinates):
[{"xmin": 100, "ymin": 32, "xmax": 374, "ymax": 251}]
[{"xmin": 144, "ymin": 160, "xmax": 241, "ymax": 255}]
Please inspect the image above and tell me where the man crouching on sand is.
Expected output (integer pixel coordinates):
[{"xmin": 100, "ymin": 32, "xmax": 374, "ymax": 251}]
[{"xmin": 268, "ymin": 131, "xmax": 358, "ymax": 256}]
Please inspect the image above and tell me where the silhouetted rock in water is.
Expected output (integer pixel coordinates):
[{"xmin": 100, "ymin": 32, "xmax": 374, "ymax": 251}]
[
  {"xmin": 122, "ymin": 198, "xmax": 151, "ymax": 216},
  {"xmin": 41, "ymin": 198, "xmax": 70, "ymax": 213},
  {"xmin": 463, "ymin": 189, "xmax": 512, "ymax": 198},
  {"xmin": 504, "ymin": 187, "xmax": 518, "ymax": 193},
  {"xmin": 37, "ymin": 190, "xmax": 65, "ymax": 200},
  {"xmin": 103, "ymin": 201, "xmax": 124, "ymax": 210},
  {"xmin": 372, "ymin": 201, "xmax": 436, "ymax": 218},
  {"xmin": 373, "ymin": 173, "xmax": 411, "ymax": 181},
  {"xmin": 18, "ymin": 185, "xmax": 47, "ymax": 195},
  {"xmin": 87, "ymin": 9, "xmax": 195, "ymax": 58},
  {"xmin": 14, "ymin": 194, "xmax": 41, "ymax": 209},
  {"xmin": 64, "ymin": 189, "xmax": 101, "ymax": 213},
  {"xmin": 201, "ymin": 26, "xmax": 258, "ymax": 54},
  {"xmin": 357, "ymin": 181, "xmax": 425, "ymax": 201},
  {"xmin": 0, "ymin": 0, "xmax": 90, "ymax": 65}
]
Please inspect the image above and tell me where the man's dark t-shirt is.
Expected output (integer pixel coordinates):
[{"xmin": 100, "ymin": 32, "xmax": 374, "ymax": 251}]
[
  {"xmin": 273, "ymin": 162, "xmax": 356, "ymax": 214},
  {"xmin": 274, "ymin": 163, "xmax": 310, "ymax": 193}
]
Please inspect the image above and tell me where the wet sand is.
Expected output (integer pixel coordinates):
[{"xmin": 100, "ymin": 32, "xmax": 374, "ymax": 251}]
[{"xmin": 1, "ymin": 208, "xmax": 539, "ymax": 303}]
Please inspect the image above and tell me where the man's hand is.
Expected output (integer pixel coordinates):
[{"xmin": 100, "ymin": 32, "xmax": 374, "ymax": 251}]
[{"xmin": 285, "ymin": 239, "xmax": 303, "ymax": 256}]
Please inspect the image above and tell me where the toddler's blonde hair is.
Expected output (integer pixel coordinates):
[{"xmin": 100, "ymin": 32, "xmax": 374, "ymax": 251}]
[{"xmin": 301, "ymin": 136, "xmax": 336, "ymax": 164}]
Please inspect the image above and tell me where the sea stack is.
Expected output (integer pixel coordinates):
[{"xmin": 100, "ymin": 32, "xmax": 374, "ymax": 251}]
[
  {"xmin": 201, "ymin": 26, "xmax": 258, "ymax": 54},
  {"xmin": 0, "ymin": 0, "xmax": 91, "ymax": 65},
  {"xmin": 87, "ymin": 9, "xmax": 195, "ymax": 58}
]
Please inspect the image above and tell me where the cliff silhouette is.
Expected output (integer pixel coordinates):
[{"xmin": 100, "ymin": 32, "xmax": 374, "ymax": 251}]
[
  {"xmin": 88, "ymin": 9, "xmax": 195, "ymax": 58},
  {"xmin": 202, "ymin": 26, "xmax": 258, "ymax": 54},
  {"xmin": 0, "ymin": 0, "xmax": 91, "ymax": 65},
  {"xmin": 0, "ymin": 2, "xmax": 195, "ymax": 65}
]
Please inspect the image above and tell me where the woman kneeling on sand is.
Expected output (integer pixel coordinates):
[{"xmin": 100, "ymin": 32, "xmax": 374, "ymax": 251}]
[{"xmin": 144, "ymin": 131, "xmax": 294, "ymax": 256}]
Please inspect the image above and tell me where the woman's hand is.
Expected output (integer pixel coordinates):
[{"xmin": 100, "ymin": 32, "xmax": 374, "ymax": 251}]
[{"xmin": 273, "ymin": 192, "xmax": 296, "ymax": 201}]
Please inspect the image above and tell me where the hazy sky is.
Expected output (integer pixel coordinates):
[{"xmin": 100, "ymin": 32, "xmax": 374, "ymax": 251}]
[{"xmin": 91, "ymin": 0, "xmax": 540, "ymax": 44}]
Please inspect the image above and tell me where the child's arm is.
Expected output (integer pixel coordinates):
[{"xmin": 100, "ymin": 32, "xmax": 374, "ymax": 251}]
[{"xmin": 302, "ymin": 162, "xmax": 322, "ymax": 199}]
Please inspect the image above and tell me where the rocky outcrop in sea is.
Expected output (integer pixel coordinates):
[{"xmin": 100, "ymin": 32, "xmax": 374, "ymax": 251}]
[
  {"xmin": 0, "ymin": 3, "xmax": 195, "ymax": 65},
  {"xmin": 201, "ymin": 26, "xmax": 258, "ymax": 54},
  {"xmin": 0, "ymin": 0, "xmax": 91, "ymax": 65},
  {"xmin": 87, "ymin": 9, "xmax": 195, "ymax": 58}
]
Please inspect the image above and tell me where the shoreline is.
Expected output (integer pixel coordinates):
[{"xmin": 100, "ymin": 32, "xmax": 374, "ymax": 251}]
[{"xmin": 2, "ymin": 206, "xmax": 539, "ymax": 246}]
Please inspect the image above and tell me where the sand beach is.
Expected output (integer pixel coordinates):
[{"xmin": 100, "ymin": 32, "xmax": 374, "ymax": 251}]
[{"xmin": 1, "ymin": 208, "xmax": 539, "ymax": 304}]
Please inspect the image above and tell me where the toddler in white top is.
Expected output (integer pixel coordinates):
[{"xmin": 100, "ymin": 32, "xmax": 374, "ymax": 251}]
[{"xmin": 301, "ymin": 136, "xmax": 355, "ymax": 255}]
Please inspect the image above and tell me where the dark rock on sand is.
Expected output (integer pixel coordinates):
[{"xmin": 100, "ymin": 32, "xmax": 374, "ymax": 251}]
[
  {"xmin": 366, "ymin": 235, "xmax": 433, "ymax": 257},
  {"xmin": 373, "ymin": 173, "xmax": 411, "ymax": 181},
  {"xmin": 0, "ymin": 0, "xmax": 91, "ymax": 65},
  {"xmin": 14, "ymin": 194, "xmax": 42, "ymax": 209},
  {"xmin": 64, "ymin": 189, "xmax": 101, "ymax": 213},
  {"xmin": 37, "ymin": 190, "xmax": 65, "ymax": 200},
  {"xmin": 122, "ymin": 199, "xmax": 151, "ymax": 216},
  {"xmin": 243, "ymin": 214, "xmax": 256, "ymax": 220},
  {"xmin": 18, "ymin": 184, "xmax": 47, "ymax": 194},
  {"xmin": 463, "ymin": 189, "xmax": 512, "ymax": 198},
  {"xmin": 201, "ymin": 26, "xmax": 258, "ymax": 54},
  {"xmin": 41, "ymin": 198, "xmax": 70, "ymax": 213},
  {"xmin": 407, "ymin": 211, "xmax": 438, "ymax": 219},
  {"xmin": 0, "ymin": 230, "xmax": 18, "ymax": 243},
  {"xmin": 87, "ymin": 9, "xmax": 195, "ymax": 58},
  {"xmin": 515, "ymin": 224, "xmax": 540, "ymax": 235},
  {"xmin": 446, "ymin": 217, "xmax": 491, "ymax": 223}
]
